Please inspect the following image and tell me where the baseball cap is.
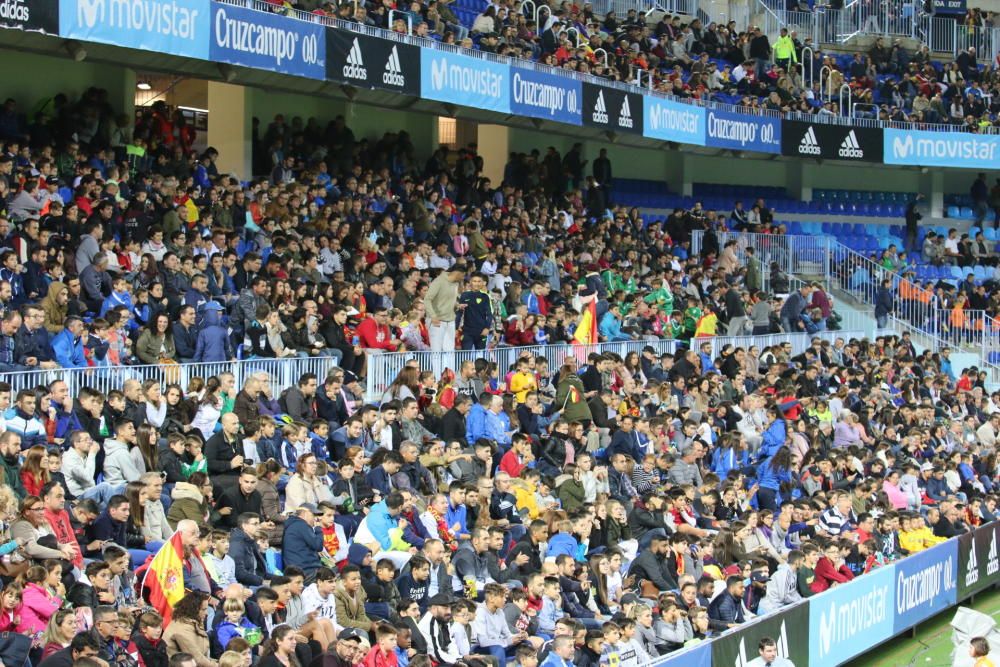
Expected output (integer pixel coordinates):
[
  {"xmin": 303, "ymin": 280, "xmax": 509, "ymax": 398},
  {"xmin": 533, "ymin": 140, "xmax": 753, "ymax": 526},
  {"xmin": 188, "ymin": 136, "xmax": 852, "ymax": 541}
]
[
  {"xmin": 920, "ymin": 462, "xmax": 934, "ymax": 473},
  {"xmin": 298, "ymin": 503, "xmax": 318, "ymax": 514},
  {"xmin": 338, "ymin": 628, "xmax": 365, "ymax": 641},
  {"xmin": 428, "ymin": 593, "xmax": 454, "ymax": 606}
]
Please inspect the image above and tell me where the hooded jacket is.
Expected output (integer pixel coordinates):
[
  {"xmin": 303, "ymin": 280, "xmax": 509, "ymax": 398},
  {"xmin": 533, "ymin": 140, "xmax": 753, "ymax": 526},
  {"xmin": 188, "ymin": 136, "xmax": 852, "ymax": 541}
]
[
  {"xmin": 228, "ymin": 526, "xmax": 267, "ymax": 587},
  {"xmin": 194, "ymin": 307, "xmax": 232, "ymax": 362},
  {"xmin": 103, "ymin": 438, "xmax": 142, "ymax": 485},
  {"xmin": 166, "ymin": 482, "xmax": 206, "ymax": 530},
  {"xmin": 282, "ymin": 514, "xmax": 324, "ymax": 575}
]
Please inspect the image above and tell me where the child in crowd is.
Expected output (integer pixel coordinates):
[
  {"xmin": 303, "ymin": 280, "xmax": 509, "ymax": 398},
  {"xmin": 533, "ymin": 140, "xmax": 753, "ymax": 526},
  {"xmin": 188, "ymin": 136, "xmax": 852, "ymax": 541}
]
[
  {"xmin": 206, "ymin": 530, "xmax": 237, "ymax": 587},
  {"xmin": 216, "ymin": 598, "xmax": 262, "ymax": 651},
  {"xmin": 364, "ymin": 622, "xmax": 399, "ymax": 667},
  {"xmin": 127, "ymin": 611, "xmax": 166, "ymax": 667}
]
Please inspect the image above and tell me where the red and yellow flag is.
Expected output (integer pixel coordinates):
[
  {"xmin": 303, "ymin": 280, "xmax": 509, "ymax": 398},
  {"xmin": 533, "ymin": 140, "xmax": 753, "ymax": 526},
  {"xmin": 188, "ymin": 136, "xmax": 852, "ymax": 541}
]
[
  {"xmin": 573, "ymin": 293, "xmax": 598, "ymax": 345},
  {"xmin": 143, "ymin": 531, "xmax": 186, "ymax": 625}
]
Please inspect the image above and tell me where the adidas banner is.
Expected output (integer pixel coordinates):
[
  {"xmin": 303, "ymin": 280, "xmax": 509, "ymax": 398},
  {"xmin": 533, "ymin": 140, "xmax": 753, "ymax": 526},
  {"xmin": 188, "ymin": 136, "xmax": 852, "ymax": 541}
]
[
  {"xmin": 211, "ymin": 3, "xmax": 325, "ymax": 80},
  {"xmin": 958, "ymin": 520, "xmax": 1000, "ymax": 599},
  {"xmin": 0, "ymin": 0, "xmax": 57, "ymax": 34},
  {"xmin": 509, "ymin": 67, "xmax": 581, "ymax": 126},
  {"xmin": 781, "ymin": 120, "xmax": 883, "ymax": 163},
  {"xmin": 892, "ymin": 539, "xmax": 958, "ymax": 633},
  {"xmin": 582, "ymin": 82, "xmax": 642, "ymax": 135},
  {"xmin": 712, "ymin": 601, "xmax": 810, "ymax": 667},
  {"xmin": 326, "ymin": 28, "xmax": 420, "ymax": 96}
]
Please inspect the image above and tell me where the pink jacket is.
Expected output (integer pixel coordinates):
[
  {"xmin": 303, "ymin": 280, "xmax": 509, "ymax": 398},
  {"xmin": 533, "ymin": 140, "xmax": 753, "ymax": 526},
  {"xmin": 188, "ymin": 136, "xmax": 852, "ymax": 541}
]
[
  {"xmin": 17, "ymin": 583, "xmax": 61, "ymax": 634},
  {"xmin": 883, "ymin": 480, "xmax": 910, "ymax": 510}
]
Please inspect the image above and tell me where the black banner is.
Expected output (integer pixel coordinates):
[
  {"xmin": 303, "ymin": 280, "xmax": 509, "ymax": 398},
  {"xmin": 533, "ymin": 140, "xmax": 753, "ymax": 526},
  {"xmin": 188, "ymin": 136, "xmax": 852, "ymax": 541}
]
[
  {"xmin": 582, "ymin": 82, "xmax": 642, "ymax": 135},
  {"xmin": 711, "ymin": 600, "xmax": 810, "ymax": 667},
  {"xmin": 781, "ymin": 119, "xmax": 883, "ymax": 163},
  {"xmin": 958, "ymin": 521, "xmax": 1000, "ymax": 599},
  {"xmin": 0, "ymin": 0, "xmax": 58, "ymax": 34},
  {"xmin": 326, "ymin": 28, "xmax": 420, "ymax": 96}
]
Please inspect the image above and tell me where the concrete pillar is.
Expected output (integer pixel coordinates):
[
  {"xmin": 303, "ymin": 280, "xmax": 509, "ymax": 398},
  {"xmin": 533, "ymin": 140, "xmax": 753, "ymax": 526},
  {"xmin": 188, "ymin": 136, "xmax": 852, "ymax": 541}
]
[
  {"xmin": 207, "ymin": 82, "xmax": 251, "ymax": 179},
  {"xmin": 476, "ymin": 124, "xmax": 509, "ymax": 186},
  {"xmin": 676, "ymin": 149, "xmax": 693, "ymax": 197},
  {"xmin": 121, "ymin": 69, "xmax": 136, "ymax": 130},
  {"xmin": 919, "ymin": 168, "xmax": 944, "ymax": 218},
  {"xmin": 787, "ymin": 161, "xmax": 814, "ymax": 202}
]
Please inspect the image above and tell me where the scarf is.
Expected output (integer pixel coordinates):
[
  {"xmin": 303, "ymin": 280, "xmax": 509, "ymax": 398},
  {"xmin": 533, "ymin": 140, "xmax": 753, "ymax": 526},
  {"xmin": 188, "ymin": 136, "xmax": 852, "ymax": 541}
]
[
  {"xmin": 428, "ymin": 505, "xmax": 457, "ymax": 551},
  {"xmin": 322, "ymin": 524, "xmax": 340, "ymax": 564}
]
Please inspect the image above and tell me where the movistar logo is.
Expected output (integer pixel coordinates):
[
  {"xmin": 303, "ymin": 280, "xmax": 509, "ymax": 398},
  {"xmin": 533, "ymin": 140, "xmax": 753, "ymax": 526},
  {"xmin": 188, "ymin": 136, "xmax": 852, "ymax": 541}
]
[
  {"xmin": 592, "ymin": 90, "xmax": 609, "ymax": 124},
  {"xmin": 343, "ymin": 37, "xmax": 367, "ymax": 80},
  {"xmin": 383, "ymin": 45, "xmax": 404, "ymax": 86},
  {"xmin": 77, "ymin": 0, "xmax": 201, "ymax": 40}
]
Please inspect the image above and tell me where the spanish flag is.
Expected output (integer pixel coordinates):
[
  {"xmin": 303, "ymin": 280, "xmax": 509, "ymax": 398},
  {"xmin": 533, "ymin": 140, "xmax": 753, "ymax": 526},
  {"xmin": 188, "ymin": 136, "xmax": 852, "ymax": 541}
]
[
  {"xmin": 143, "ymin": 531, "xmax": 186, "ymax": 625},
  {"xmin": 573, "ymin": 292, "xmax": 598, "ymax": 346}
]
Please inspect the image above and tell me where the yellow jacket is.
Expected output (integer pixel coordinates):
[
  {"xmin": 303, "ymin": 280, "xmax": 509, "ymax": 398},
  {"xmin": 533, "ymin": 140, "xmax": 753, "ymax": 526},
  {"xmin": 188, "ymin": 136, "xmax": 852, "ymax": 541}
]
[
  {"xmin": 511, "ymin": 479, "xmax": 540, "ymax": 520},
  {"xmin": 510, "ymin": 371, "xmax": 537, "ymax": 404},
  {"xmin": 899, "ymin": 527, "xmax": 947, "ymax": 553}
]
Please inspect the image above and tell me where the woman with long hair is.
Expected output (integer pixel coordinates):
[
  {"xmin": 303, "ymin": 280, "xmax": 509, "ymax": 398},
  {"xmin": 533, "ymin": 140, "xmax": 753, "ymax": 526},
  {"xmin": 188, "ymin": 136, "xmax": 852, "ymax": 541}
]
[
  {"xmin": 162, "ymin": 591, "xmax": 215, "ymax": 667},
  {"xmin": 284, "ymin": 452, "xmax": 333, "ymax": 513},
  {"xmin": 20, "ymin": 446, "xmax": 50, "ymax": 498},
  {"xmin": 11, "ymin": 496, "xmax": 74, "ymax": 566},
  {"xmin": 162, "ymin": 383, "xmax": 193, "ymax": 437},
  {"xmin": 256, "ymin": 460, "xmax": 286, "ymax": 544},
  {"xmin": 143, "ymin": 378, "xmax": 167, "ymax": 429},
  {"xmin": 135, "ymin": 312, "xmax": 176, "ymax": 364},
  {"xmin": 588, "ymin": 553, "xmax": 613, "ymax": 615},
  {"xmin": 191, "ymin": 376, "xmax": 223, "ymax": 440},
  {"xmin": 39, "ymin": 609, "xmax": 76, "ymax": 659},
  {"xmin": 257, "ymin": 624, "xmax": 300, "ymax": 667},
  {"xmin": 756, "ymin": 446, "xmax": 794, "ymax": 511},
  {"xmin": 132, "ymin": 424, "xmax": 159, "ymax": 474},
  {"xmin": 382, "ymin": 366, "xmax": 420, "ymax": 403}
]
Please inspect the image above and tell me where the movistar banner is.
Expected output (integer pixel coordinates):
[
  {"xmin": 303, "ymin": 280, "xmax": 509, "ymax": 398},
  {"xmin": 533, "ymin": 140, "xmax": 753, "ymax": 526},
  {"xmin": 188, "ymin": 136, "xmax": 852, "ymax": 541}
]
[
  {"xmin": 884, "ymin": 128, "xmax": 1000, "ymax": 169},
  {"xmin": 211, "ymin": 3, "xmax": 323, "ymax": 80},
  {"xmin": 60, "ymin": 0, "xmax": 209, "ymax": 59},
  {"xmin": 643, "ymin": 94, "xmax": 706, "ymax": 146},
  {"xmin": 509, "ymin": 67, "xmax": 581, "ymax": 126},
  {"xmin": 420, "ymin": 50, "xmax": 509, "ymax": 113},
  {"xmin": 808, "ymin": 563, "xmax": 895, "ymax": 665},
  {"xmin": 705, "ymin": 108, "xmax": 780, "ymax": 154},
  {"xmin": 892, "ymin": 539, "xmax": 958, "ymax": 633}
]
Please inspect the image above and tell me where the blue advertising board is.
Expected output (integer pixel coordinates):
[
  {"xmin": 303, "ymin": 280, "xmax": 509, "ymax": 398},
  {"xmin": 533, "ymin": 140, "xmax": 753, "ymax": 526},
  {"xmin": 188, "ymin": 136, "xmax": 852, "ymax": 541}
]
[
  {"xmin": 509, "ymin": 67, "xmax": 581, "ymax": 126},
  {"xmin": 210, "ymin": 3, "xmax": 324, "ymax": 80},
  {"xmin": 893, "ymin": 539, "xmax": 958, "ymax": 633},
  {"xmin": 884, "ymin": 128, "xmax": 1000, "ymax": 169},
  {"xmin": 705, "ymin": 108, "xmax": 781, "ymax": 154},
  {"xmin": 643, "ymin": 95, "xmax": 706, "ymax": 146},
  {"xmin": 649, "ymin": 640, "xmax": 711, "ymax": 667},
  {"xmin": 808, "ymin": 562, "xmax": 895, "ymax": 665},
  {"xmin": 60, "ymin": 0, "xmax": 209, "ymax": 59},
  {"xmin": 420, "ymin": 50, "xmax": 509, "ymax": 113}
]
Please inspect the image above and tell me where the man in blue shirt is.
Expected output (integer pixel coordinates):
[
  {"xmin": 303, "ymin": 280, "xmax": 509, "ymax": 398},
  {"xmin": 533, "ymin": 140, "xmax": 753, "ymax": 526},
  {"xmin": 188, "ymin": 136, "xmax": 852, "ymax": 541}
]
[{"xmin": 446, "ymin": 481, "xmax": 470, "ymax": 540}]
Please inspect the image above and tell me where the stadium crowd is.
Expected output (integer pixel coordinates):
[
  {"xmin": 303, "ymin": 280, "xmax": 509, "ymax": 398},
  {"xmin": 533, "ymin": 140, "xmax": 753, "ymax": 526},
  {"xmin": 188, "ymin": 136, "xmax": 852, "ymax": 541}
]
[{"xmin": 0, "ymin": 89, "xmax": 990, "ymax": 667}]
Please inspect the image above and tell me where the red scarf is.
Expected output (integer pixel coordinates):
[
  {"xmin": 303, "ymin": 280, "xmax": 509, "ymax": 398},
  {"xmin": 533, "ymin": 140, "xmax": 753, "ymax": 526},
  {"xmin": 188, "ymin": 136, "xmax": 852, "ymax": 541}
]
[{"xmin": 428, "ymin": 505, "xmax": 457, "ymax": 551}]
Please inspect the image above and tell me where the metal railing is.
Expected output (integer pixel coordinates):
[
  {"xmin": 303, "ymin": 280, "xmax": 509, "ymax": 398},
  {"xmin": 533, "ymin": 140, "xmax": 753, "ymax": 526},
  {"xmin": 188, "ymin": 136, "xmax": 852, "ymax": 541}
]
[
  {"xmin": 692, "ymin": 230, "xmax": 832, "ymax": 288},
  {"xmin": 0, "ymin": 356, "xmax": 339, "ymax": 400},
  {"xmin": 364, "ymin": 330, "xmax": 867, "ymax": 401}
]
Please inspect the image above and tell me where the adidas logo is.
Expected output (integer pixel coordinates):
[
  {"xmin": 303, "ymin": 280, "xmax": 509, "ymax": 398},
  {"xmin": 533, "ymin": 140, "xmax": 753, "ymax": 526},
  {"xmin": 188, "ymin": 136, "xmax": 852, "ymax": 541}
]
[
  {"xmin": 343, "ymin": 38, "xmax": 367, "ymax": 80},
  {"xmin": 967, "ymin": 538, "xmax": 980, "ymax": 587},
  {"xmin": 989, "ymin": 531, "xmax": 999, "ymax": 576},
  {"xmin": 383, "ymin": 45, "xmax": 405, "ymax": 86},
  {"xmin": 618, "ymin": 96, "xmax": 633, "ymax": 129},
  {"xmin": 839, "ymin": 129, "xmax": 864, "ymax": 158},
  {"xmin": 592, "ymin": 90, "xmax": 609, "ymax": 124},
  {"xmin": 734, "ymin": 620, "xmax": 791, "ymax": 667},
  {"xmin": 798, "ymin": 126, "xmax": 821, "ymax": 155}
]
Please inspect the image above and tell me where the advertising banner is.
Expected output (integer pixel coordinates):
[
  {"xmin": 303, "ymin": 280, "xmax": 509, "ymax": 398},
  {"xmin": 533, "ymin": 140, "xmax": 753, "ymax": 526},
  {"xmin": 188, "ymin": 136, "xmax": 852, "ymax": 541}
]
[
  {"xmin": 211, "ymin": 3, "xmax": 324, "ymax": 80},
  {"xmin": 327, "ymin": 28, "xmax": 420, "ymax": 96},
  {"xmin": 893, "ymin": 539, "xmax": 959, "ymax": 633},
  {"xmin": 712, "ymin": 601, "xmax": 810, "ymax": 667},
  {"xmin": 934, "ymin": 0, "xmax": 966, "ymax": 14},
  {"xmin": 781, "ymin": 119, "xmax": 883, "ymax": 163},
  {"xmin": 643, "ymin": 94, "xmax": 705, "ymax": 145},
  {"xmin": 808, "ymin": 562, "xmax": 895, "ymax": 665},
  {"xmin": 653, "ymin": 641, "xmax": 711, "ymax": 667},
  {"xmin": 509, "ymin": 67, "xmax": 581, "ymax": 126},
  {"xmin": 958, "ymin": 521, "xmax": 1000, "ymax": 599},
  {"xmin": 0, "ymin": 0, "xmax": 58, "ymax": 33},
  {"xmin": 582, "ymin": 82, "xmax": 642, "ymax": 135},
  {"xmin": 420, "ymin": 49, "xmax": 508, "ymax": 113},
  {"xmin": 884, "ymin": 128, "xmax": 1000, "ymax": 169},
  {"xmin": 705, "ymin": 108, "xmax": 781, "ymax": 154},
  {"xmin": 59, "ymin": 0, "xmax": 209, "ymax": 59}
]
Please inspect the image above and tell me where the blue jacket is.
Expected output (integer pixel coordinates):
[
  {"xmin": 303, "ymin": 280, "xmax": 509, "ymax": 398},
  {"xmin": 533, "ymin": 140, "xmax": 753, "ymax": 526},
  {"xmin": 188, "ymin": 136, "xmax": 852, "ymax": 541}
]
[
  {"xmin": 607, "ymin": 428, "xmax": 643, "ymax": 463},
  {"xmin": 99, "ymin": 290, "xmax": 133, "ymax": 318},
  {"xmin": 215, "ymin": 617, "xmax": 259, "ymax": 651},
  {"xmin": 757, "ymin": 420, "xmax": 787, "ymax": 461},
  {"xmin": 172, "ymin": 322, "xmax": 198, "ymax": 360},
  {"xmin": 5, "ymin": 408, "xmax": 46, "ymax": 448},
  {"xmin": 15, "ymin": 324, "xmax": 51, "ymax": 364},
  {"xmin": 466, "ymin": 403, "xmax": 488, "ymax": 444},
  {"xmin": 366, "ymin": 465, "xmax": 392, "ymax": 496},
  {"xmin": 546, "ymin": 532, "xmax": 579, "ymax": 560},
  {"xmin": 281, "ymin": 514, "xmax": 324, "ymax": 575},
  {"xmin": 484, "ymin": 410, "xmax": 511, "ymax": 447},
  {"xmin": 50, "ymin": 328, "xmax": 86, "ymax": 368},
  {"xmin": 366, "ymin": 500, "xmax": 398, "ymax": 551},
  {"xmin": 446, "ymin": 501, "xmax": 469, "ymax": 539},
  {"xmin": 757, "ymin": 457, "xmax": 794, "ymax": 492},
  {"xmin": 599, "ymin": 311, "xmax": 630, "ymax": 341},
  {"xmin": 712, "ymin": 447, "xmax": 749, "ymax": 479},
  {"xmin": 194, "ymin": 309, "xmax": 232, "ymax": 362}
]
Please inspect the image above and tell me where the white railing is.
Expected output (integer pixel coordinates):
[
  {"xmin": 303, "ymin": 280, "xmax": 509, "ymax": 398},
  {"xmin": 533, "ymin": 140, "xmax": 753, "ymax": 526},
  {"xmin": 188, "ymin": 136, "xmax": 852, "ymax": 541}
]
[
  {"xmin": 691, "ymin": 230, "xmax": 832, "ymax": 287},
  {"xmin": 364, "ymin": 330, "xmax": 867, "ymax": 402},
  {"xmin": 0, "ymin": 357, "xmax": 338, "ymax": 401}
]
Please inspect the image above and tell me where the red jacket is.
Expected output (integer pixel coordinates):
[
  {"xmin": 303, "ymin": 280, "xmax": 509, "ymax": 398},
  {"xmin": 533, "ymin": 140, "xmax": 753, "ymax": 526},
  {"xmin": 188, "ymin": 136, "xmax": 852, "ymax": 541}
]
[
  {"xmin": 505, "ymin": 320, "xmax": 535, "ymax": 346},
  {"xmin": 356, "ymin": 316, "xmax": 397, "ymax": 351},
  {"xmin": 498, "ymin": 449, "xmax": 527, "ymax": 478},
  {"xmin": 810, "ymin": 556, "xmax": 854, "ymax": 594}
]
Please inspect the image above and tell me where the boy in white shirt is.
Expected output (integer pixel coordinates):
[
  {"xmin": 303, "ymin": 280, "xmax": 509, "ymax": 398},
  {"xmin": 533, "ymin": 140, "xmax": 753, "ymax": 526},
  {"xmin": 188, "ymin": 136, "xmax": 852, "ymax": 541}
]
[
  {"xmin": 205, "ymin": 530, "xmax": 237, "ymax": 587},
  {"xmin": 301, "ymin": 566, "xmax": 341, "ymax": 632}
]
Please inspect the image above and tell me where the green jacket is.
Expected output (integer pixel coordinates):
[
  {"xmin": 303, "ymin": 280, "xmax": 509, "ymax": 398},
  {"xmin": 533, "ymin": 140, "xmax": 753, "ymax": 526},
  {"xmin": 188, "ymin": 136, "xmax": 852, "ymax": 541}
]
[
  {"xmin": 774, "ymin": 35, "xmax": 797, "ymax": 62},
  {"xmin": 0, "ymin": 456, "xmax": 24, "ymax": 499},
  {"xmin": 555, "ymin": 374, "xmax": 591, "ymax": 423},
  {"xmin": 643, "ymin": 287, "xmax": 675, "ymax": 315}
]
